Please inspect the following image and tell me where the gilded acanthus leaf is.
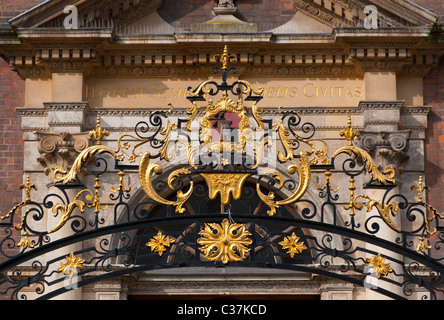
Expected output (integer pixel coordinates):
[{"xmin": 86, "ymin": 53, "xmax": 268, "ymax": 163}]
[
  {"xmin": 54, "ymin": 145, "xmax": 116, "ymax": 184},
  {"xmin": 332, "ymin": 145, "xmax": 395, "ymax": 184}
]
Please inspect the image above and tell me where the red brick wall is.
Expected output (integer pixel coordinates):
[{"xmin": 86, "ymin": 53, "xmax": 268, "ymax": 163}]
[
  {"xmin": 0, "ymin": 59, "xmax": 25, "ymax": 216},
  {"xmin": 412, "ymin": 0, "xmax": 444, "ymax": 211},
  {"xmin": 0, "ymin": 0, "xmax": 42, "ymax": 27},
  {"xmin": 424, "ymin": 57, "xmax": 444, "ymax": 212},
  {"xmin": 410, "ymin": 0, "xmax": 444, "ymax": 23},
  {"xmin": 0, "ymin": 0, "xmax": 42, "ymax": 232},
  {"xmin": 158, "ymin": 0, "xmax": 296, "ymax": 32}
]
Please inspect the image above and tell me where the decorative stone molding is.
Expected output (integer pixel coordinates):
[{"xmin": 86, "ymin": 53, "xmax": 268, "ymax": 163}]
[
  {"xmin": 43, "ymin": 102, "xmax": 90, "ymax": 131},
  {"xmin": 35, "ymin": 132, "xmax": 91, "ymax": 180},
  {"xmin": 358, "ymin": 131, "xmax": 410, "ymax": 171},
  {"xmin": 360, "ymin": 100, "xmax": 404, "ymax": 132}
]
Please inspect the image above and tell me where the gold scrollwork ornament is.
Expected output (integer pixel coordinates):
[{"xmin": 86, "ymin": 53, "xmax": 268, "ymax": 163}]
[{"xmin": 138, "ymin": 152, "xmax": 193, "ymax": 214}]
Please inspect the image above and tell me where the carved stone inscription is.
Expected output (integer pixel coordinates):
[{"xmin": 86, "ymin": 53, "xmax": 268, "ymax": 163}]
[{"xmin": 85, "ymin": 78, "xmax": 364, "ymax": 108}]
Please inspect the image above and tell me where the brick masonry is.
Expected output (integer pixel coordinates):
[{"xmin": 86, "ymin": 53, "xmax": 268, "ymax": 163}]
[
  {"xmin": 158, "ymin": 0, "xmax": 296, "ymax": 32},
  {"xmin": 410, "ymin": 0, "xmax": 444, "ymax": 23},
  {"xmin": 424, "ymin": 56, "xmax": 444, "ymax": 212},
  {"xmin": 415, "ymin": 0, "xmax": 444, "ymax": 214},
  {"xmin": 0, "ymin": 1, "xmax": 42, "ymax": 264}
]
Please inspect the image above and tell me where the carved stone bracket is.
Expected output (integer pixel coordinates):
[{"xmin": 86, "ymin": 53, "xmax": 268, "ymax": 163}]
[
  {"xmin": 358, "ymin": 131, "xmax": 410, "ymax": 172},
  {"xmin": 35, "ymin": 132, "xmax": 91, "ymax": 180}
]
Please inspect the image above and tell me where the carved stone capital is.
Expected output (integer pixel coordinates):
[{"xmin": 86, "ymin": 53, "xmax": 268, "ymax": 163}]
[
  {"xmin": 35, "ymin": 132, "xmax": 91, "ymax": 180},
  {"xmin": 358, "ymin": 131, "xmax": 410, "ymax": 171}
]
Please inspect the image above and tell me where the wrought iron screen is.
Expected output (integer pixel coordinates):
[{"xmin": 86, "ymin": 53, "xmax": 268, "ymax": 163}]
[{"xmin": 1, "ymin": 46, "xmax": 444, "ymax": 300}]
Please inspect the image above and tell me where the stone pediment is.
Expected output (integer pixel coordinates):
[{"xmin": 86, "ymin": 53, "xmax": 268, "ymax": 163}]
[
  {"xmin": 1, "ymin": 0, "xmax": 442, "ymax": 82},
  {"xmin": 7, "ymin": 0, "xmax": 438, "ymax": 34}
]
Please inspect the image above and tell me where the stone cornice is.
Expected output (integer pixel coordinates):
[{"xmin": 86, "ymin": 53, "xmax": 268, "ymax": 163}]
[{"xmin": 17, "ymin": 103, "xmax": 431, "ymax": 119}]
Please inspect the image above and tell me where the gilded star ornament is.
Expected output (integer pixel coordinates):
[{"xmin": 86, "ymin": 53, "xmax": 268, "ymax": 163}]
[
  {"xmin": 279, "ymin": 232, "xmax": 307, "ymax": 258},
  {"xmin": 146, "ymin": 231, "xmax": 175, "ymax": 256},
  {"xmin": 58, "ymin": 252, "xmax": 85, "ymax": 276},
  {"xmin": 366, "ymin": 253, "xmax": 393, "ymax": 279},
  {"xmin": 197, "ymin": 219, "xmax": 252, "ymax": 264}
]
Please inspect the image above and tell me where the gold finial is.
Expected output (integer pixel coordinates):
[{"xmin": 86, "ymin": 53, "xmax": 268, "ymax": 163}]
[
  {"xmin": 89, "ymin": 115, "xmax": 109, "ymax": 145},
  {"xmin": 111, "ymin": 171, "xmax": 131, "ymax": 193},
  {"xmin": 410, "ymin": 176, "xmax": 429, "ymax": 203},
  {"xmin": 215, "ymin": 45, "xmax": 236, "ymax": 70},
  {"xmin": 20, "ymin": 176, "xmax": 37, "ymax": 202},
  {"xmin": 317, "ymin": 171, "xmax": 339, "ymax": 192},
  {"xmin": 339, "ymin": 115, "xmax": 360, "ymax": 146}
]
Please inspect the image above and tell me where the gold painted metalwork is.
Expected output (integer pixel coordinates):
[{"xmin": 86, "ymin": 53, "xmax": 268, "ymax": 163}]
[
  {"xmin": 139, "ymin": 153, "xmax": 193, "ymax": 214},
  {"xmin": 87, "ymin": 177, "xmax": 108, "ymax": 214},
  {"xmin": 133, "ymin": 46, "xmax": 315, "ymax": 211},
  {"xmin": 89, "ymin": 115, "xmax": 109, "ymax": 145},
  {"xmin": 111, "ymin": 171, "xmax": 131, "ymax": 193},
  {"xmin": 275, "ymin": 119, "xmax": 329, "ymax": 165},
  {"xmin": 200, "ymin": 96, "xmax": 251, "ymax": 151},
  {"xmin": 215, "ymin": 45, "xmax": 236, "ymax": 70},
  {"xmin": 332, "ymin": 145, "xmax": 395, "ymax": 185},
  {"xmin": 317, "ymin": 171, "xmax": 339, "ymax": 192},
  {"xmin": 366, "ymin": 253, "xmax": 393, "ymax": 279},
  {"xmin": 16, "ymin": 232, "xmax": 34, "ymax": 249},
  {"xmin": 340, "ymin": 115, "xmax": 360, "ymax": 146},
  {"xmin": 333, "ymin": 116, "xmax": 395, "ymax": 185},
  {"xmin": 20, "ymin": 176, "xmax": 37, "ymax": 202},
  {"xmin": 49, "ymin": 189, "xmax": 91, "ymax": 234},
  {"xmin": 54, "ymin": 144, "xmax": 116, "ymax": 184},
  {"xmin": 49, "ymin": 178, "xmax": 107, "ymax": 234},
  {"xmin": 146, "ymin": 231, "xmax": 175, "ymax": 256},
  {"xmin": 416, "ymin": 237, "xmax": 432, "ymax": 254},
  {"xmin": 58, "ymin": 252, "xmax": 85, "ymax": 276},
  {"xmin": 197, "ymin": 219, "xmax": 252, "ymax": 264},
  {"xmin": 115, "ymin": 117, "xmax": 176, "ymax": 163},
  {"xmin": 0, "ymin": 177, "xmax": 39, "ymax": 248},
  {"xmin": 353, "ymin": 194, "xmax": 400, "ymax": 232},
  {"xmin": 257, "ymin": 152, "xmax": 311, "ymax": 216},
  {"xmin": 0, "ymin": 176, "xmax": 36, "ymax": 227},
  {"xmin": 279, "ymin": 232, "xmax": 307, "ymax": 258},
  {"xmin": 410, "ymin": 176, "xmax": 443, "ymax": 235},
  {"xmin": 344, "ymin": 178, "xmax": 358, "ymax": 216},
  {"xmin": 52, "ymin": 115, "xmax": 115, "ymax": 185},
  {"xmin": 200, "ymin": 173, "xmax": 251, "ymax": 205},
  {"xmin": 410, "ymin": 176, "xmax": 428, "ymax": 203}
]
